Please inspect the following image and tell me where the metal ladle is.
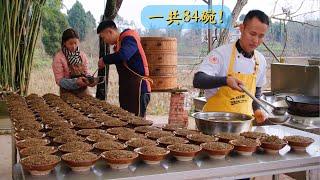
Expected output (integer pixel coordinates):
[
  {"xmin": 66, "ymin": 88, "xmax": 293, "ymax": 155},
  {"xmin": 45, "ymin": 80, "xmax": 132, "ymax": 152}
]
[{"xmin": 239, "ymin": 85, "xmax": 290, "ymax": 124}]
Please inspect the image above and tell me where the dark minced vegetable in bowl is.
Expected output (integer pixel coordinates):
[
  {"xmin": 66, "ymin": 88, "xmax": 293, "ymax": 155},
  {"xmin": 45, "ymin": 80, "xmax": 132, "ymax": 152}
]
[
  {"xmin": 230, "ymin": 138, "xmax": 260, "ymax": 147},
  {"xmin": 162, "ymin": 124, "xmax": 185, "ymax": 131},
  {"xmin": 47, "ymin": 128, "xmax": 76, "ymax": 138},
  {"xmin": 216, "ymin": 132, "xmax": 245, "ymax": 141},
  {"xmin": 86, "ymin": 133, "xmax": 116, "ymax": 142},
  {"xmin": 134, "ymin": 126, "xmax": 161, "ymax": 133},
  {"xmin": 77, "ymin": 129, "xmax": 106, "ymax": 136},
  {"xmin": 201, "ymin": 142, "xmax": 234, "ymax": 151},
  {"xmin": 173, "ymin": 129, "xmax": 200, "ymax": 137},
  {"xmin": 107, "ymin": 127, "xmax": 135, "ymax": 135},
  {"xmin": 102, "ymin": 150, "xmax": 137, "ymax": 160},
  {"xmin": 284, "ymin": 135, "xmax": 314, "ymax": 144},
  {"xmin": 137, "ymin": 146, "xmax": 168, "ymax": 155},
  {"xmin": 53, "ymin": 134, "xmax": 85, "ymax": 144},
  {"xmin": 102, "ymin": 119, "xmax": 128, "ymax": 127},
  {"xmin": 62, "ymin": 152, "xmax": 98, "ymax": 162},
  {"xmin": 94, "ymin": 140, "xmax": 127, "ymax": 151},
  {"xmin": 146, "ymin": 131, "xmax": 174, "ymax": 140},
  {"xmin": 157, "ymin": 136, "xmax": 188, "ymax": 145},
  {"xmin": 168, "ymin": 144, "xmax": 201, "ymax": 152},
  {"xmin": 187, "ymin": 134, "xmax": 217, "ymax": 143},
  {"xmin": 117, "ymin": 132, "xmax": 145, "ymax": 141},
  {"xmin": 21, "ymin": 154, "xmax": 60, "ymax": 166},
  {"xmin": 240, "ymin": 131, "xmax": 269, "ymax": 139},
  {"xmin": 16, "ymin": 138, "xmax": 49, "ymax": 149},
  {"xmin": 58, "ymin": 141, "xmax": 93, "ymax": 153},
  {"xmin": 15, "ymin": 130, "xmax": 45, "ymax": 140},
  {"xmin": 260, "ymin": 135, "xmax": 287, "ymax": 145},
  {"xmin": 20, "ymin": 146, "xmax": 56, "ymax": 157},
  {"xmin": 126, "ymin": 138, "xmax": 157, "ymax": 148}
]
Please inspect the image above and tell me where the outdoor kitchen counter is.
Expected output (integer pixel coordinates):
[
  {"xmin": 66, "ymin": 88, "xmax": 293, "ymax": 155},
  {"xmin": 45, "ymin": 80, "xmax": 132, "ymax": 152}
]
[{"xmin": 13, "ymin": 125, "xmax": 320, "ymax": 180}]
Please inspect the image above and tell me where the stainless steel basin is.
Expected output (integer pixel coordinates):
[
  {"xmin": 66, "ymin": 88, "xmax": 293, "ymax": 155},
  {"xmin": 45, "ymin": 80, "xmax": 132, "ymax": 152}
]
[{"xmin": 192, "ymin": 112, "xmax": 254, "ymax": 135}]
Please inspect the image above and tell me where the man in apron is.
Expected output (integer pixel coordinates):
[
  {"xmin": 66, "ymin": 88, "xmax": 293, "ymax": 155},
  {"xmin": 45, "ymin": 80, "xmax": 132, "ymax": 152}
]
[
  {"xmin": 193, "ymin": 10, "xmax": 270, "ymax": 124},
  {"xmin": 96, "ymin": 20, "xmax": 151, "ymax": 117}
]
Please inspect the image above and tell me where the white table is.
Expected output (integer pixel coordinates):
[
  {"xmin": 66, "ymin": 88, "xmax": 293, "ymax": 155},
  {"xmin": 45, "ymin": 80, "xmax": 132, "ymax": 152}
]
[{"xmin": 13, "ymin": 125, "xmax": 320, "ymax": 180}]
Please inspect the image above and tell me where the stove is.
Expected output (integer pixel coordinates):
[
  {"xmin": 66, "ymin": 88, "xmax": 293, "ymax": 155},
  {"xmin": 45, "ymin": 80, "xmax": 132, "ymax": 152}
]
[
  {"xmin": 262, "ymin": 93, "xmax": 320, "ymax": 135},
  {"xmin": 284, "ymin": 114, "xmax": 320, "ymax": 135}
]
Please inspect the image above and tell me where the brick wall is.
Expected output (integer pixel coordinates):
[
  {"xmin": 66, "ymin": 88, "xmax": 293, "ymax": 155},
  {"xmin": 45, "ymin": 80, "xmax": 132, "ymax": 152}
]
[{"xmin": 168, "ymin": 92, "xmax": 188, "ymax": 127}]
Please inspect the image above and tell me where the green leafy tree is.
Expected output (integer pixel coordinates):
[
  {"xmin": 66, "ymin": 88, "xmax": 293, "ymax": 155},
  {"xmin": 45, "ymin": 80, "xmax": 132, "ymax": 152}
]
[
  {"xmin": 86, "ymin": 11, "xmax": 96, "ymax": 32},
  {"xmin": 68, "ymin": 1, "xmax": 96, "ymax": 41},
  {"xmin": 42, "ymin": 0, "xmax": 69, "ymax": 56}
]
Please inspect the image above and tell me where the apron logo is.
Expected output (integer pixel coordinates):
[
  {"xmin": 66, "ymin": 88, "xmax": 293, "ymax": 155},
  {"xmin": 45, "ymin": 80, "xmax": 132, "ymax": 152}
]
[
  {"xmin": 230, "ymin": 94, "xmax": 247, "ymax": 106},
  {"xmin": 208, "ymin": 56, "xmax": 219, "ymax": 64}
]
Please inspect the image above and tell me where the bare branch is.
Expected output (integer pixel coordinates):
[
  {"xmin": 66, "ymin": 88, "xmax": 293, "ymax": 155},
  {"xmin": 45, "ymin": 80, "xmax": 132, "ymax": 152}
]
[
  {"xmin": 202, "ymin": 0, "xmax": 209, "ymax": 4},
  {"xmin": 271, "ymin": 0, "xmax": 279, "ymax": 16},
  {"xmin": 262, "ymin": 42, "xmax": 280, "ymax": 63},
  {"xmin": 290, "ymin": 1, "xmax": 304, "ymax": 15},
  {"xmin": 291, "ymin": 10, "xmax": 320, "ymax": 18},
  {"xmin": 271, "ymin": 16, "xmax": 320, "ymax": 28},
  {"xmin": 280, "ymin": 19, "xmax": 287, "ymax": 57}
]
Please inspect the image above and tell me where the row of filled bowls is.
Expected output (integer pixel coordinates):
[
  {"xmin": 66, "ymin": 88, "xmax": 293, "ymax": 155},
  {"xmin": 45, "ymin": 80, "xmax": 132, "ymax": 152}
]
[{"xmin": 17, "ymin": 131, "xmax": 315, "ymax": 176}]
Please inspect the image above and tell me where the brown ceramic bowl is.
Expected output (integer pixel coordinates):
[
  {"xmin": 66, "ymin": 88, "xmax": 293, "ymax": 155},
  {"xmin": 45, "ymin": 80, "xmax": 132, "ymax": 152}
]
[
  {"xmin": 157, "ymin": 136, "xmax": 189, "ymax": 147},
  {"xmin": 145, "ymin": 130, "xmax": 174, "ymax": 140},
  {"xmin": 101, "ymin": 150, "xmax": 138, "ymax": 169},
  {"xmin": 134, "ymin": 126, "xmax": 161, "ymax": 134},
  {"xmin": 216, "ymin": 132, "xmax": 245, "ymax": 143},
  {"xmin": 134, "ymin": 146, "xmax": 170, "ymax": 164},
  {"xmin": 201, "ymin": 142, "xmax": 234, "ymax": 159},
  {"xmin": 186, "ymin": 134, "xmax": 218, "ymax": 145},
  {"xmin": 229, "ymin": 138, "xmax": 260, "ymax": 156},
  {"xmin": 16, "ymin": 138, "xmax": 50, "ymax": 150},
  {"xmin": 117, "ymin": 132, "xmax": 146, "ymax": 142},
  {"xmin": 260, "ymin": 135, "xmax": 287, "ymax": 154},
  {"xmin": 167, "ymin": 144, "xmax": 202, "ymax": 161},
  {"xmin": 107, "ymin": 127, "xmax": 135, "ymax": 135},
  {"xmin": 20, "ymin": 146, "xmax": 57, "ymax": 158},
  {"xmin": 20, "ymin": 154, "xmax": 60, "ymax": 176},
  {"xmin": 173, "ymin": 129, "xmax": 201, "ymax": 137},
  {"xmin": 125, "ymin": 138, "xmax": 158, "ymax": 150},
  {"xmin": 284, "ymin": 135, "xmax": 315, "ymax": 152},
  {"xmin": 93, "ymin": 140, "xmax": 127, "ymax": 151},
  {"xmin": 62, "ymin": 152, "xmax": 99, "ymax": 172},
  {"xmin": 58, "ymin": 141, "xmax": 93, "ymax": 153}
]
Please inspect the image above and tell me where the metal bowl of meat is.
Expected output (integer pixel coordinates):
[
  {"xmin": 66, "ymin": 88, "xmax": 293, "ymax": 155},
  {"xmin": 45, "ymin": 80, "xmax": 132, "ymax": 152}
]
[{"xmin": 192, "ymin": 112, "xmax": 254, "ymax": 135}]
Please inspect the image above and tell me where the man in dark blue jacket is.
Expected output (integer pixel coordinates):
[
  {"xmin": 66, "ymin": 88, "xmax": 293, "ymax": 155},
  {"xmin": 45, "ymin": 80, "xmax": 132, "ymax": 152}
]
[{"xmin": 97, "ymin": 20, "xmax": 151, "ymax": 117}]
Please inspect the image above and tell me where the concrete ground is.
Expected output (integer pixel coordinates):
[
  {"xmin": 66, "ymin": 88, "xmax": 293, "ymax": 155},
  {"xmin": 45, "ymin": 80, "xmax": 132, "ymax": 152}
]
[
  {"xmin": 0, "ymin": 135, "xmax": 12, "ymax": 180},
  {"xmin": 0, "ymin": 115, "xmax": 296, "ymax": 180}
]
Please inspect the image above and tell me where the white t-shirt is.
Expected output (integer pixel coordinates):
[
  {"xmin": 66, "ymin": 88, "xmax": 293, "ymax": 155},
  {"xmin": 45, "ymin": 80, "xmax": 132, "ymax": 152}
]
[{"xmin": 198, "ymin": 43, "xmax": 267, "ymax": 100}]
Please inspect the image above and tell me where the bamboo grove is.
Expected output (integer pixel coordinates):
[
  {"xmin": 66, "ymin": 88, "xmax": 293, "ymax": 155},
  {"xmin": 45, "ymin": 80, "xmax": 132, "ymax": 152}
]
[{"xmin": 0, "ymin": 0, "xmax": 46, "ymax": 95}]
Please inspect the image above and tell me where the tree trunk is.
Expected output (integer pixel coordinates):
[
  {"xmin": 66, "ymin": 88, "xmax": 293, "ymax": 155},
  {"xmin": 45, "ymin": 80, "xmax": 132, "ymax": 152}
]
[
  {"xmin": 217, "ymin": 0, "xmax": 248, "ymax": 47},
  {"xmin": 96, "ymin": 0, "xmax": 123, "ymax": 100}
]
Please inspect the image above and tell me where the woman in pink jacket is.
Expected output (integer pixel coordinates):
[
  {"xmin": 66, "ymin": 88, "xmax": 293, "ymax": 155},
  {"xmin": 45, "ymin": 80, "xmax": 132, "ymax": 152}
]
[{"xmin": 52, "ymin": 28, "xmax": 97, "ymax": 96}]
